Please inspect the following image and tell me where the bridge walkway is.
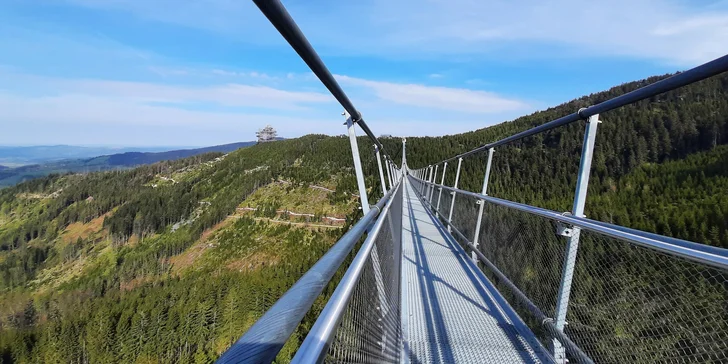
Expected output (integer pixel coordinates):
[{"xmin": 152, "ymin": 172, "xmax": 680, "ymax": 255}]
[{"xmin": 400, "ymin": 179, "xmax": 551, "ymax": 363}]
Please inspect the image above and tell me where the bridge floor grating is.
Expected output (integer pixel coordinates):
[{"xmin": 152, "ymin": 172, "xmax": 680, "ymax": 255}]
[{"xmin": 400, "ymin": 180, "xmax": 551, "ymax": 363}]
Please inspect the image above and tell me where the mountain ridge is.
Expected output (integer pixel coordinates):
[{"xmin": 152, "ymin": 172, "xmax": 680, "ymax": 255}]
[{"xmin": 0, "ymin": 141, "xmax": 265, "ymax": 188}]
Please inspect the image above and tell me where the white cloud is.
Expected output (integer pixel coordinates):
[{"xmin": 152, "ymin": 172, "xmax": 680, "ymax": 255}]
[
  {"xmin": 212, "ymin": 69, "xmax": 238, "ymax": 76},
  {"xmin": 335, "ymin": 75, "xmax": 528, "ymax": 114},
  {"xmin": 1, "ymin": 71, "xmax": 332, "ymax": 110},
  {"xmin": 428, "ymin": 73, "xmax": 443, "ymax": 79},
  {"xmin": 0, "ymin": 68, "xmax": 535, "ymax": 145},
  {"xmin": 148, "ymin": 66, "xmax": 190, "ymax": 77},
  {"xmin": 0, "ymin": 70, "xmax": 338, "ymax": 145},
  {"xmin": 0, "ymin": 91, "xmax": 338, "ymax": 146}
]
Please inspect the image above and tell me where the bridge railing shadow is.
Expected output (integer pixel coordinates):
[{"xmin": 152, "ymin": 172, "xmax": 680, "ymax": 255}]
[{"xmin": 405, "ymin": 180, "xmax": 549, "ymax": 363}]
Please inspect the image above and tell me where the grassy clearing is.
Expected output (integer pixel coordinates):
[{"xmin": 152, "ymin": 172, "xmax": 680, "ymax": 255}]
[
  {"xmin": 60, "ymin": 212, "xmax": 108, "ymax": 244},
  {"xmin": 242, "ymin": 179, "xmax": 355, "ymax": 218}
]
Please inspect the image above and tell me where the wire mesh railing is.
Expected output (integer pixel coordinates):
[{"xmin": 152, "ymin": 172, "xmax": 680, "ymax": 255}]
[
  {"xmin": 293, "ymin": 180, "xmax": 404, "ymax": 363},
  {"xmin": 410, "ymin": 175, "xmax": 728, "ymax": 363},
  {"xmin": 217, "ymin": 173, "xmax": 403, "ymax": 364}
]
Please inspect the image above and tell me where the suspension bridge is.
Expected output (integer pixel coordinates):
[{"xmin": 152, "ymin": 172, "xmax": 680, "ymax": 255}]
[{"xmin": 217, "ymin": 1, "xmax": 728, "ymax": 363}]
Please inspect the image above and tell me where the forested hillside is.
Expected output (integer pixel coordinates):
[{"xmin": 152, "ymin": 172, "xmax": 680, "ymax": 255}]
[
  {"xmin": 0, "ymin": 135, "xmax": 385, "ymax": 363},
  {"xmin": 0, "ymin": 70, "xmax": 726, "ymax": 363},
  {"xmin": 395, "ymin": 72, "xmax": 728, "ymax": 248}
]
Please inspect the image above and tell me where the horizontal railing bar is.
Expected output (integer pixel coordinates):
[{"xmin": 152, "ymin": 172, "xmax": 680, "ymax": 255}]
[
  {"xmin": 252, "ymin": 0, "xmax": 384, "ymax": 152},
  {"xmin": 410, "ymin": 175, "xmax": 728, "ymax": 270},
  {"xmin": 292, "ymin": 180, "xmax": 402, "ymax": 363},
  {"xmin": 408, "ymin": 176, "xmax": 594, "ymax": 364},
  {"xmin": 433, "ymin": 54, "xmax": 728, "ymax": 164},
  {"xmin": 586, "ymin": 218, "xmax": 728, "ymax": 258},
  {"xmin": 216, "ymin": 175, "xmax": 403, "ymax": 364}
]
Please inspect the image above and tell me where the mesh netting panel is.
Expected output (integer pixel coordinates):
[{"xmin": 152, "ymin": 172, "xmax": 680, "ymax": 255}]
[
  {"xmin": 437, "ymin": 189, "xmax": 453, "ymax": 225},
  {"xmin": 476, "ymin": 201, "xmax": 567, "ymax": 320},
  {"xmin": 564, "ymin": 230, "xmax": 728, "ymax": 363},
  {"xmin": 448, "ymin": 193, "xmax": 481, "ymax": 250},
  {"xmin": 431, "ymin": 189, "xmax": 568, "ymax": 348},
  {"xmin": 325, "ymin": 184, "xmax": 404, "ymax": 363}
]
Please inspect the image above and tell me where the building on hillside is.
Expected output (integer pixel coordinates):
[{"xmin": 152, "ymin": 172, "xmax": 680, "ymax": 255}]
[{"xmin": 256, "ymin": 125, "xmax": 278, "ymax": 143}]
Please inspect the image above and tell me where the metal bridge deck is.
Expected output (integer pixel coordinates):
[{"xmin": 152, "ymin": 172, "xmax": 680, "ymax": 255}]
[{"xmin": 400, "ymin": 180, "xmax": 550, "ymax": 363}]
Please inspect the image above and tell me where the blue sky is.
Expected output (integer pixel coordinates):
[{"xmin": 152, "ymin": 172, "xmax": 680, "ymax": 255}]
[{"xmin": 1, "ymin": 0, "xmax": 727, "ymax": 147}]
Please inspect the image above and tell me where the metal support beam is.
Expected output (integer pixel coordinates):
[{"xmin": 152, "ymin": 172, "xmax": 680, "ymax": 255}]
[
  {"xmin": 436, "ymin": 162, "xmax": 448, "ymax": 211},
  {"xmin": 423, "ymin": 166, "xmax": 432, "ymax": 195},
  {"xmin": 374, "ymin": 145, "xmax": 387, "ymax": 195},
  {"xmin": 427, "ymin": 166, "xmax": 434, "ymax": 197},
  {"xmin": 385, "ymin": 157, "xmax": 393, "ymax": 190},
  {"xmin": 553, "ymin": 114, "xmax": 600, "ymax": 363},
  {"xmin": 402, "ymin": 139, "xmax": 407, "ymax": 171},
  {"xmin": 447, "ymin": 158, "xmax": 463, "ymax": 232},
  {"xmin": 471, "ymin": 148, "xmax": 495, "ymax": 263},
  {"xmin": 345, "ymin": 112, "xmax": 370, "ymax": 215},
  {"xmin": 430, "ymin": 164, "xmax": 439, "ymax": 204}
]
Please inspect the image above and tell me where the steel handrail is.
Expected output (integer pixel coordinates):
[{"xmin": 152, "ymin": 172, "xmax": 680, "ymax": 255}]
[
  {"xmin": 423, "ymin": 54, "xmax": 728, "ymax": 165},
  {"xmin": 252, "ymin": 0, "xmax": 385, "ymax": 153},
  {"xmin": 292, "ymin": 180, "xmax": 403, "ymax": 363},
  {"xmin": 216, "ymin": 175, "xmax": 403, "ymax": 364},
  {"xmin": 409, "ymin": 174, "xmax": 728, "ymax": 270}
]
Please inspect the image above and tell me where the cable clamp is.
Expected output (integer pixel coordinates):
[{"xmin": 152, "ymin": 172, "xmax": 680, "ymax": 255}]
[
  {"xmin": 370, "ymin": 205, "xmax": 381, "ymax": 215},
  {"xmin": 556, "ymin": 212, "xmax": 574, "ymax": 237},
  {"xmin": 577, "ymin": 107, "xmax": 588, "ymax": 120}
]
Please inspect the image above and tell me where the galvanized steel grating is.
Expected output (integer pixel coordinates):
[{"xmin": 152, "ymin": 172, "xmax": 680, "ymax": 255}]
[{"xmin": 402, "ymin": 180, "xmax": 549, "ymax": 363}]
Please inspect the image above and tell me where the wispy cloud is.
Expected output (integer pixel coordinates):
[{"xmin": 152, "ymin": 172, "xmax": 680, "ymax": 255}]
[
  {"xmin": 336, "ymin": 75, "xmax": 528, "ymax": 114},
  {"xmin": 0, "ymin": 91, "xmax": 338, "ymax": 146},
  {"xmin": 0, "ymin": 64, "xmax": 534, "ymax": 145},
  {"xmin": 2, "ymin": 71, "xmax": 331, "ymax": 110}
]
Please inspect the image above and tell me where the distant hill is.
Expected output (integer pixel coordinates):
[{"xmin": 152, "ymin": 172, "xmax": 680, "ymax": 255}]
[
  {"xmin": 0, "ymin": 145, "xmax": 178, "ymax": 166},
  {"xmin": 102, "ymin": 141, "xmax": 258, "ymax": 166},
  {"xmin": 0, "ymin": 141, "xmax": 259, "ymax": 187}
]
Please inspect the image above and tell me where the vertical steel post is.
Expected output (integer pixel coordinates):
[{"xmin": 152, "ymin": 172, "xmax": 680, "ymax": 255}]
[
  {"xmin": 471, "ymin": 148, "xmax": 495, "ymax": 262},
  {"xmin": 553, "ymin": 114, "xmax": 600, "ymax": 363},
  {"xmin": 374, "ymin": 145, "xmax": 387, "ymax": 194},
  {"xmin": 385, "ymin": 157, "xmax": 393, "ymax": 189},
  {"xmin": 446, "ymin": 158, "xmax": 463, "ymax": 232},
  {"xmin": 402, "ymin": 139, "xmax": 406, "ymax": 173},
  {"xmin": 420, "ymin": 169, "xmax": 424, "ymax": 190},
  {"xmin": 345, "ymin": 112, "xmax": 370, "ymax": 214},
  {"xmin": 427, "ymin": 166, "xmax": 434, "ymax": 196},
  {"xmin": 436, "ymin": 162, "xmax": 448, "ymax": 211},
  {"xmin": 423, "ymin": 166, "xmax": 432, "ymax": 195},
  {"xmin": 429, "ymin": 164, "xmax": 439, "ymax": 203}
]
